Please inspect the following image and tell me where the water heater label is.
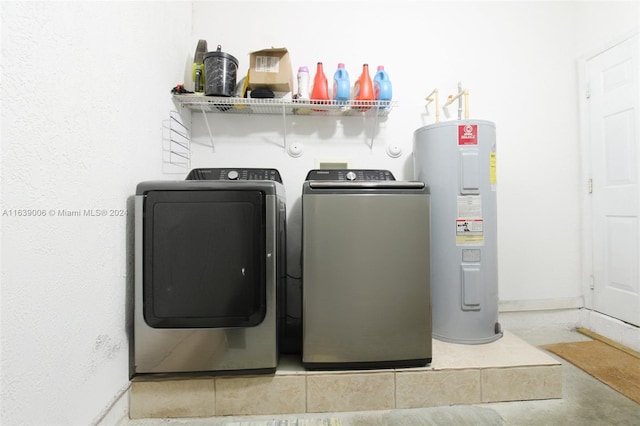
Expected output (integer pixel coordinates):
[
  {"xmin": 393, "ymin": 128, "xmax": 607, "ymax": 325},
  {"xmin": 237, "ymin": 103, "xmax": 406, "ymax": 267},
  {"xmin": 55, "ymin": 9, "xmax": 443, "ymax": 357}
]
[
  {"xmin": 490, "ymin": 152, "xmax": 497, "ymax": 185},
  {"xmin": 457, "ymin": 195, "xmax": 484, "ymax": 245},
  {"xmin": 456, "ymin": 219, "xmax": 484, "ymax": 245},
  {"xmin": 458, "ymin": 124, "xmax": 478, "ymax": 145},
  {"xmin": 462, "ymin": 249, "xmax": 482, "ymax": 262},
  {"xmin": 457, "ymin": 195, "xmax": 482, "ymax": 218}
]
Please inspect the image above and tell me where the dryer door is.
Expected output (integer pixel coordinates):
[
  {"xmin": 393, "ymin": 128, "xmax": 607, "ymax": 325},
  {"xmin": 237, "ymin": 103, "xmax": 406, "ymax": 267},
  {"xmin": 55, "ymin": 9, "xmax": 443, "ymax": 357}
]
[{"xmin": 143, "ymin": 189, "xmax": 266, "ymax": 328}]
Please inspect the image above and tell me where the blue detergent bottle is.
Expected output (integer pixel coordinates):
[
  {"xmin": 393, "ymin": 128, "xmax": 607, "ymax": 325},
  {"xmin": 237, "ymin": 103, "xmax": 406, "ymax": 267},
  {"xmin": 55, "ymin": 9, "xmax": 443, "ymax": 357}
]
[
  {"xmin": 373, "ymin": 65, "xmax": 392, "ymax": 107},
  {"xmin": 333, "ymin": 63, "xmax": 350, "ymax": 104}
]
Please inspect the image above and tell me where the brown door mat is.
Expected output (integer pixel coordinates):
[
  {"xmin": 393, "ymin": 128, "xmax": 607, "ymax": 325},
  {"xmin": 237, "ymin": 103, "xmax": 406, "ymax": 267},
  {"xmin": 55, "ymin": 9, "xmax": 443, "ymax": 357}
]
[
  {"xmin": 543, "ymin": 340, "xmax": 640, "ymax": 404},
  {"xmin": 576, "ymin": 327, "xmax": 640, "ymax": 359}
]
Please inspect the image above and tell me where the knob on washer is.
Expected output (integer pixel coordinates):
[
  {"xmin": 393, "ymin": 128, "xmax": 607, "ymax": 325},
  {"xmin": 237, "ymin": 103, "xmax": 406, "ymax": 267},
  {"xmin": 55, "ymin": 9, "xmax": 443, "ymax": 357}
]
[
  {"xmin": 346, "ymin": 171, "xmax": 357, "ymax": 181},
  {"xmin": 227, "ymin": 170, "xmax": 239, "ymax": 180}
]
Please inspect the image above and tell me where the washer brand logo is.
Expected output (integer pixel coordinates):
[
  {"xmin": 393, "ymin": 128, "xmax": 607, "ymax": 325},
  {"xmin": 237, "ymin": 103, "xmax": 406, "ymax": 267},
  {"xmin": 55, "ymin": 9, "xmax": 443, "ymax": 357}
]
[{"xmin": 458, "ymin": 124, "xmax": 478, "ymax": 145}]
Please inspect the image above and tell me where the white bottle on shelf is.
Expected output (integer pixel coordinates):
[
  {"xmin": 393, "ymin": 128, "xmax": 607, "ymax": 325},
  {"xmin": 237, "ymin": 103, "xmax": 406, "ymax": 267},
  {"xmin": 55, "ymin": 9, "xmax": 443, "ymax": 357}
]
[{"xmin": 297, "ymin": 66, "xmax": 310, "ymax": 100}]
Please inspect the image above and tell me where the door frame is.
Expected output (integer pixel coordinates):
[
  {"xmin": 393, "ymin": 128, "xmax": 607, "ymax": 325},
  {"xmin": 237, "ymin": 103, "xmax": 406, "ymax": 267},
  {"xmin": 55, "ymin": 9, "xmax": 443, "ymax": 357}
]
[{"xmin": 578, "ymin": 28, "xmax": 640, "ymax": 316}]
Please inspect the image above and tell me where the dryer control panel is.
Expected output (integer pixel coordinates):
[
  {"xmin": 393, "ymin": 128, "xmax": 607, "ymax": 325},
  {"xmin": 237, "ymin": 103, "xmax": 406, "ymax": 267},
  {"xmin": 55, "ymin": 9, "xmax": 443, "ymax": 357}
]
[
  {"xmin": 305, "ymin": 169, "xmax": 395, "ymax": 181},
  {"xmin": 186, "ymin": 168, "xmax": 283, "ymax": 183}
]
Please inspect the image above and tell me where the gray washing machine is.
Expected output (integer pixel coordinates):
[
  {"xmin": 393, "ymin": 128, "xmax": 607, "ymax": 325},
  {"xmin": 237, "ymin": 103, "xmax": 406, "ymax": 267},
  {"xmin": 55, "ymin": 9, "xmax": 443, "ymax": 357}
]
[
  {"xmin": 302, "ymin": 169, "xmax": 432, "ymax": 370},
  {"xmin": 132, "ymin": 168, "xmax": 286, "ymax": 377}
]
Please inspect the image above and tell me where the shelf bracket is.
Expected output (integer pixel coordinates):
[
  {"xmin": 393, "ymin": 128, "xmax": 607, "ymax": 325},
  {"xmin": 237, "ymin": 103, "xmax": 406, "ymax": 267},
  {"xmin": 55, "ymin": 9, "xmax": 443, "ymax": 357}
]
[
  {"xmin": 281, "ymin": 103, "xmax": 287, "ymax": 152},
  {"xmin": 369, "ymin": 105, "xmax": 381, "ymax": 149},
  {"xmin": 200, "ymin": 104, "xmax": 215, "ymax": 152}
]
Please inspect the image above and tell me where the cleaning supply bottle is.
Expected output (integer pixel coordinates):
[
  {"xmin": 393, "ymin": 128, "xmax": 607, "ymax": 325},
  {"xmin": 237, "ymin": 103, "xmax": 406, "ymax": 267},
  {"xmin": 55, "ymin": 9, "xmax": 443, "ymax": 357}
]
[
  {"xmin": 373, "ymin": 65, "xmax": 392, "ymax": 108},
  {"xmin": 191, "ymin": 39, "xmax": 208, "ymax": 93},
  {"xmin": 297, "ymin": 66, "xmax": 310, "ymax": 100},
  {"xmin": 333, "ymin": 63, "xmax": 350, "ymax": 104},
  {"xmin": 353, "ymin": 63, "xmax": 374, "ymax": 111},
  {"xmin": 310, "ymin": 62, "xmax": 329, "ymax": 103}
]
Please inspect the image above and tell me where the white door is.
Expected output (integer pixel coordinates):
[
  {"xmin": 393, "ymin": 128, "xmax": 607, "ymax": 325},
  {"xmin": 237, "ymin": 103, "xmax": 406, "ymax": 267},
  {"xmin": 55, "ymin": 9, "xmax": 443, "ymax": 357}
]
[{"xmin": 587, "ymin": 33, "xmax": 640, "ymax": 327}]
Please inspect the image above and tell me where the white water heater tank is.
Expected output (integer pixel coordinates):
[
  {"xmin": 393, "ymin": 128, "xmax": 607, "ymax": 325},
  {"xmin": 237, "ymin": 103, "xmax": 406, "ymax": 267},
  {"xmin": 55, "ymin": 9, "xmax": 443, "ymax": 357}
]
[{"xmin": 413, "ymin": 120, "xmax": 502, "ymax": 344}]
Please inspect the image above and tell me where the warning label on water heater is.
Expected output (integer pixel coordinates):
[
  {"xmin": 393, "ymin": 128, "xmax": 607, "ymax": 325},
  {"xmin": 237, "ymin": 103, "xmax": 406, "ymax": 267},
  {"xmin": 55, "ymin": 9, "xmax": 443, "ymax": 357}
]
[
  {"xmin": 458, "ymin": 124, "xmax": 478, "ymax": 145},
  {"xmin": 456, "ymin": 219, "xmax": 484, "ymax": 245},
  {"xmin": 457, "ymin": 195, "xmax": 484, "ymax": 245}
]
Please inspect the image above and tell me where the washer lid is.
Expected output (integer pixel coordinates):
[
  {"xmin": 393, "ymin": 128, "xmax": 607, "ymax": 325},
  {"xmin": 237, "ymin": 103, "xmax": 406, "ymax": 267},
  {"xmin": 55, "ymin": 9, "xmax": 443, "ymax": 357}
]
[
  {"xmin": 305, "ymin": 169, "xmax": 395, "ymax": 181},
  {"xmin": 307, "ymin": 181, "xmax": 425, "ymax": 190}
]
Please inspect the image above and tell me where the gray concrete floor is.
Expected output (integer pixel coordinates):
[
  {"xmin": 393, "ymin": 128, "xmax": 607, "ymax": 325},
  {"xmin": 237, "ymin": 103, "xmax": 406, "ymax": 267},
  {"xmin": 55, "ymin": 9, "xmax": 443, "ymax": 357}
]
[{"xmin": 124, "ymin": 328, "xmax": 640, "ymax": 425}]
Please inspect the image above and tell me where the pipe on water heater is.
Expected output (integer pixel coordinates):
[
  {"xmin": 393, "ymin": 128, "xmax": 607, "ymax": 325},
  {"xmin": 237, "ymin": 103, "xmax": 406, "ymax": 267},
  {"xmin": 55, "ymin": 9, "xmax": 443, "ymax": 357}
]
[
  {"xmin": 425, "ymin": 88, "xmax": 440, "ymax": 123},
  {"xmin": 443, "ymin": 85, "xmax": 470, "ymax": 120}
]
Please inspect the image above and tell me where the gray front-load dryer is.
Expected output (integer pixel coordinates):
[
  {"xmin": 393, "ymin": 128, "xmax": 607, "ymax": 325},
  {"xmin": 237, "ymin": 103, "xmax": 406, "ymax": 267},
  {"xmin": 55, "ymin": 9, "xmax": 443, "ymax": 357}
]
[
  {"xmin": 302, "ymin": 169, "xmax": 431, "ymax": 370},
  {"xmin": 132, "ymin": 168, "xmax": 286, "ymax": 377}
]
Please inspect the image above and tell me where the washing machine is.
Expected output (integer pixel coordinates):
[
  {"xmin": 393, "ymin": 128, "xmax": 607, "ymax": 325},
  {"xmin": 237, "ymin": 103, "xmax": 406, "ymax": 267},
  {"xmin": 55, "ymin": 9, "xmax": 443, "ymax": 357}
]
[
  {"xmin": 132, "ymin": 168, "xmax": 286, "ymax": 376},
  {"xmin": 302, "ymin": 169, "xmax": 432, "ymax": 370}
]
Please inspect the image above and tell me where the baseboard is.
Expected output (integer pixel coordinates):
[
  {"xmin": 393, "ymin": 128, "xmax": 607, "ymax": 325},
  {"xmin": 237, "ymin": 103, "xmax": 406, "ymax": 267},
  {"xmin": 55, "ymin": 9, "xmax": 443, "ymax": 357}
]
[
  {"xmin": 499, "ymin": 308, "xmax": 581, "ymax": 331},
  {"xmin": 497, "ymin": 306, "xmax": 640, "ymax": 354},
  {"xmin": 499, "ymin": 297, "xmax": 584, "ymax": 313},
  {"xmin": 94, "ymin": 383, "xmax": 130, "ymax": 426},
  {"xmin": 579, "ymin": 309, "xmax": 640, "ymax": 353}
]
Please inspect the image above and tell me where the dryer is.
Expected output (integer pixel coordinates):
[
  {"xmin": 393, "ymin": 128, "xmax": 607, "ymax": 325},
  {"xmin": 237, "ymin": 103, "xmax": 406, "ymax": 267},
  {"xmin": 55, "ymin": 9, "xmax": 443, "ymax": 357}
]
[
  {"xmin": 132, "ymin": 168, "xmax": 286, "ymax": 376},
  {"xmin": 302, "ymin": 169, "xmax": 431, "ymax": 370}
]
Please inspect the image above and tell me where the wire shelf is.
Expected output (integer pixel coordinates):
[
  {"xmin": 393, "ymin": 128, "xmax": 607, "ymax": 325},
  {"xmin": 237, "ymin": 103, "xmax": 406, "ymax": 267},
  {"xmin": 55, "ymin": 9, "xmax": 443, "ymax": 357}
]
[{"xmin": 173, "ymin": 94, "xmax": 396, "ymax": 116}]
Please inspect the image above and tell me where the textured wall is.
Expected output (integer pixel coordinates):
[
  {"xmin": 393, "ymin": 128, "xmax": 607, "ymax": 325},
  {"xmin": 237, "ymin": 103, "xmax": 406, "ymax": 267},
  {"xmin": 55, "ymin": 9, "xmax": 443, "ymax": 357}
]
[{"xmin": 1, "ymin": 2, "xmax": 190, "ymax": 424}]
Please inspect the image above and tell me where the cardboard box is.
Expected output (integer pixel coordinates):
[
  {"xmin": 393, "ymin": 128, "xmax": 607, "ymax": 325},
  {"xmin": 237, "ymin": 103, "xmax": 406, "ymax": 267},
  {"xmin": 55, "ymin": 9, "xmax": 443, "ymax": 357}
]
[{"xmin": 248, "ymin": 48, "xmax": 293, "ymax": 95}]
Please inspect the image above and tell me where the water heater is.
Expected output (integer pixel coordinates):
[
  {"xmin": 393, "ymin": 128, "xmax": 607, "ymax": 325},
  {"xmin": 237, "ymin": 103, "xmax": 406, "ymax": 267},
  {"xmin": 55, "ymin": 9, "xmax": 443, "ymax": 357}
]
[{"xmin": 413, "ymin": 120, "xmax": 502, "ymax": 344}]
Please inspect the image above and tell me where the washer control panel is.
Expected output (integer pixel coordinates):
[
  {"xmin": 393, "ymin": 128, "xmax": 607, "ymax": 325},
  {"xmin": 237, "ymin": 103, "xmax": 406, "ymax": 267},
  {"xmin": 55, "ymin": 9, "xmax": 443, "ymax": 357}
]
[
  {"xmin": 305, "ymin": 169, "xmax": 395, "ymax": 181},
  {"xmin": 186, "ymin": 168, "xmax": 282, "ymax": 183}
]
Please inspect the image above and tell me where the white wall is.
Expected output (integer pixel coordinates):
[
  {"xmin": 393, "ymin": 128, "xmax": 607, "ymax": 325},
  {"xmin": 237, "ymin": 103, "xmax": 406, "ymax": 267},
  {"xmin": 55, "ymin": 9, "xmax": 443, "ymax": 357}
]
[
  {"xmin": 573, "ymin": 1, "xmax": 640, "ymax": 55},
  {"xmin": 1, "ymin": 2, "xmax": 191, "ymax": 425},
  {"xmin": 190, "ymin": 0, "xmax": 639, "ymax": 306},
  {"xmin": 1, "ymin": 1, "xmax": 638, "ymax": 425}
]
